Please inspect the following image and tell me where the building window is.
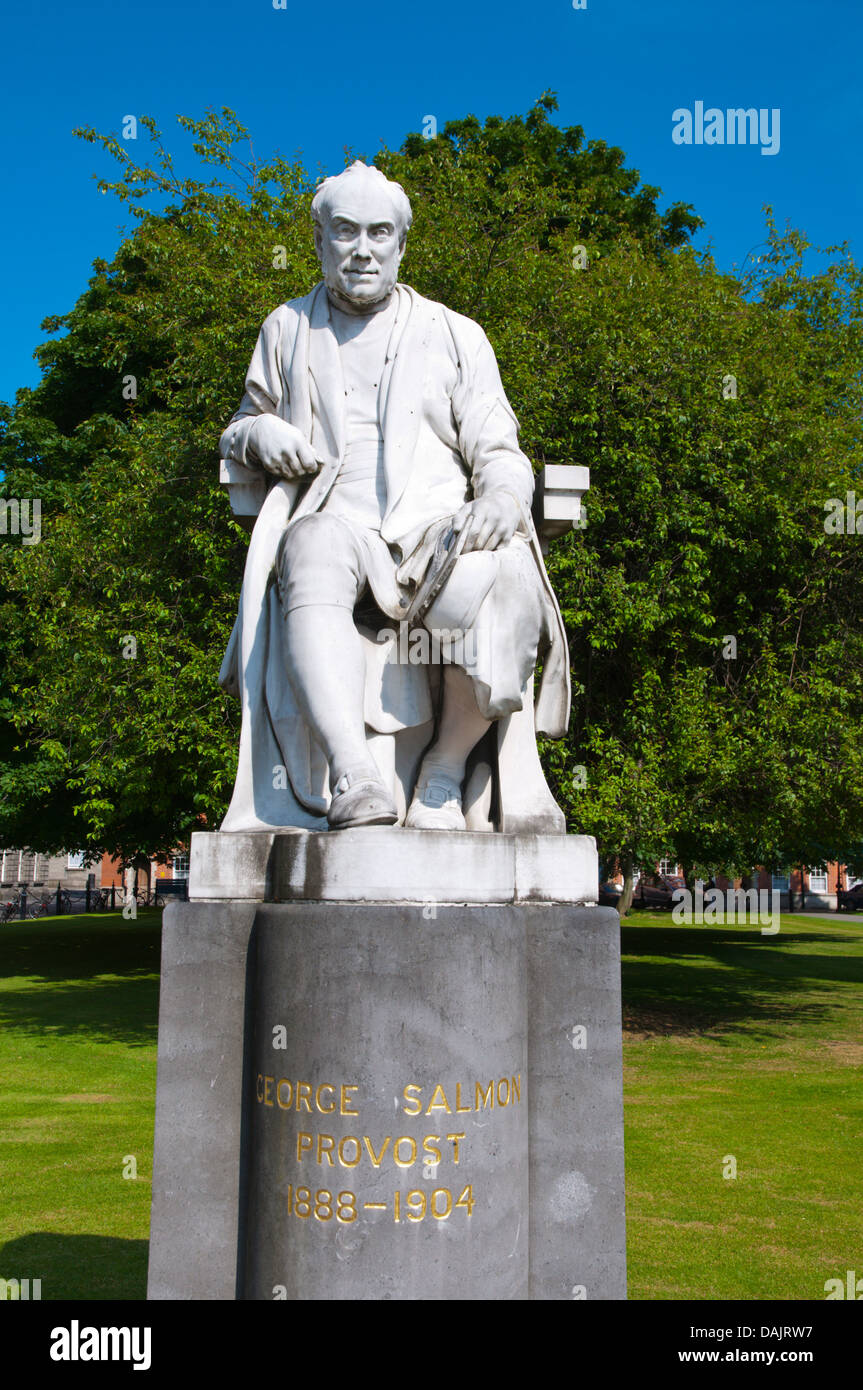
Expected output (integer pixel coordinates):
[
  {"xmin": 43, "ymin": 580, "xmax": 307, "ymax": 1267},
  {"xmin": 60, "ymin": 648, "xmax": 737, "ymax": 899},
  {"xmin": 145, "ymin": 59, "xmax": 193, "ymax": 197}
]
[
  {"xmin": 67, "ymin": 851, "xmax": 86, "ymax": 870},
  {"xmin": 772, "ymin": 872, "xmax": 789, "ymax": 891},
  {"xmin": 172, "ymin": 854, "xmax": 190, "ymax": 881},
  {"xmin": 658, "ymin": 859, "xmax": 679, "ymax": 877},
  {"xmin": 0, "ymin": 848, "xmax": 46, "ymax": 881},
  {"xmin": 808, "ymin": 869, "xmax": 828, "ymax": 894}
]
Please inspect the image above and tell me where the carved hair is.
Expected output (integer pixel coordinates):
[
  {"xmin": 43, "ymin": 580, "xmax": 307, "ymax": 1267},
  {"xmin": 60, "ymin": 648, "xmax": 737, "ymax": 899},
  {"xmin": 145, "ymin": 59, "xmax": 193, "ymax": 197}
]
[{"xmin": 311, "ymin": 161, "xmax": 413, "ymax": 238}]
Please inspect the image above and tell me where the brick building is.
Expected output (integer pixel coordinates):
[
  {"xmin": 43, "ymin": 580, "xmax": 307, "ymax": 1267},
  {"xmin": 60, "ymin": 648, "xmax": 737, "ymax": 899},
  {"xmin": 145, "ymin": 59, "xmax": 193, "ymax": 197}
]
[
  {"xmin": 0, "ymin": 846, "xmax": 189, "ymax": 904},
  {"xmin": 647, "ymin": 858, "xmax": 859, "ymax": 912}
]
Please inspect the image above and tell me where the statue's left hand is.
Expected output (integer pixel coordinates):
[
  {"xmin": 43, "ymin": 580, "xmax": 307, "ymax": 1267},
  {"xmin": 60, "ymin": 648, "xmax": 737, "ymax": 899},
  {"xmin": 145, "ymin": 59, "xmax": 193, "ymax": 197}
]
[{"xmin": 452, "ymin": 492, "xmax": 521, "ymax": 552}]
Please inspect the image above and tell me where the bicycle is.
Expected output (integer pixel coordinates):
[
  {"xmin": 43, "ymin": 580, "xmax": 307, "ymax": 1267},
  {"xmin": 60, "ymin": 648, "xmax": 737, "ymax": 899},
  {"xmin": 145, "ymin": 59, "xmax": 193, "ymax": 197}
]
[
  {"xmin": 133, "ymin": 889, "xmax": 167, "ymax": 909},
  {"xmin": 1, "ymin": 893, "xmax": 38, "ymax": 922}
]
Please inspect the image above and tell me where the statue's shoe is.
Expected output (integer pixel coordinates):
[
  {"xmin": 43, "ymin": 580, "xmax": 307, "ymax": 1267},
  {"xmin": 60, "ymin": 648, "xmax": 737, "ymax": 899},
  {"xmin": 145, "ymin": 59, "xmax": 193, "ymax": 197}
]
[
  {"xmin": 404, "ymin": 772, "xmax": 466, "ymax": 831},
  {"xmin": 328, "ymin": 768, "xmax": 398, "ymax": 830}
]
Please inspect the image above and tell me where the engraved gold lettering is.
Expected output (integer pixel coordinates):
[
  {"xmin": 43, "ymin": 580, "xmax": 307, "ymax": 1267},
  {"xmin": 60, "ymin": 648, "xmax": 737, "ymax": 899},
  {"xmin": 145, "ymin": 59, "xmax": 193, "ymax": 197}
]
[
  {"xmin": 422, "ymin": 1135, "xmax": 442, "ymax": 1166},
  {"xmin": 340, "ymin": 1084, "xmax": 359, "ymax": 1116},
  {"xmin": 447, "ymin": 1132, "xmax": 465, "ymax": 1164},
  {"xmin": 363, "ymin": 1136, "xmax": 392, "ymax": 1168},
  {"xmin": 297, "ymin": 1082, "xmax": 312, "ymax": 1112},
  {"xmin": 277, "ymin": 1079, "xmax": 292, "ymax": 1110},
  {"xmin": 402, "ymin": 1084, "xmax": 422, "ymax": 1116},
  {"xmin": 511, "ymin": 1074, "xmax": 521, "ymax": 1104},
  {"xmin": 394, "ymin": 1136, "xmax": 418, "ymax": 1168},
  {"xmin": 426, "ymin": 1084, "xmax": 452, "ymax": 1115},
  {"xmin": 338, "ymin": 1136, "xmax": 362, "ymax": 1168},
  {"xmin": 316, "ymin": 1083, "xmax": 336, "ymax": 1114},
  {"xmin": 316, "ymin": 1133, "xmax": 335, "ymax": 1166},
  {"xmin": 264, "ymin": 1075, "xmax": 274, "ymax": 1107},
  {"xmin": 406, "ymin": 1189, "xmax": 426, "ymax": 1221},
  {"xmin": 456, "ymin": 1183, "xmax": 475, "ymax": 1215},
  {"xmin": 314, "ymin": 1190, "xmax": 333, "ymax": 1221},
  {"xmin": 455, "ymin": 1083, "xmax": 470, "ymax": 1113},
  {"xmin": 497, "ymin": 1077, "xmax": 510, "ymax": 1107},
  {"xmin": 432, "ymin": 1188, "xmax": 452, "ymax": 1219},
  {"xmin": 337, "ymin": 1191, "xmax": 357, "ymax": 1222},
  {"xmin": 256, "ymin": 1072, "xmax": 264, "ymax": 1103},
  {"xmin": 475, "ymin": 1080, "xmax": 494, "ymax": 1110},
  {"xmin": 297, "ymin": 1132, "xmax": 313, "ymax": 1161}
]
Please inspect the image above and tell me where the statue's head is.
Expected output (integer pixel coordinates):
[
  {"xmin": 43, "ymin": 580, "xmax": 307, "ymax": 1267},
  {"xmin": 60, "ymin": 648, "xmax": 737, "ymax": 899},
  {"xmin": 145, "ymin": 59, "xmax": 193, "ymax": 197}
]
[{"xmin": 311, "ymin": 161, "xmax": 412, "ymax": 310}]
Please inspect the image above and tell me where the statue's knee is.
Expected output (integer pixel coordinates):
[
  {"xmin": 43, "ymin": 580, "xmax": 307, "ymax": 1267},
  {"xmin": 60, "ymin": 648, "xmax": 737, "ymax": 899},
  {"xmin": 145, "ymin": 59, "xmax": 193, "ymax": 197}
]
[
  {"xmin": 278, "ymin": 514, "xmax": 346, "ymax": 575},
  {"xmin": 277, "ymin": 513, "xmax": 362, "ymax": 610}
]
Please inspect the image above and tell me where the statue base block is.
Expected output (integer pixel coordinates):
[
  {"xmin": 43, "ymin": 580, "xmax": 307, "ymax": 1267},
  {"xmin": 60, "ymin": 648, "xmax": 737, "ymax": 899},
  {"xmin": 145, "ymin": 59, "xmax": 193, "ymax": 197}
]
[
  {"xmin": 186, "ymin": 826, "xmax": 599, "ymax": 905},
  {"xmin": 147, "ymin": 835, "xmax": 626, "ymax": 1300}
]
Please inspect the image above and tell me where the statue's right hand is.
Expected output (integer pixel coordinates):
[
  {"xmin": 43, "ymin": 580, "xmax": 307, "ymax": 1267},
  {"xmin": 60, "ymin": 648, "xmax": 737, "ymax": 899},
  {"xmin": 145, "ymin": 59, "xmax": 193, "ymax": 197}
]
[{"xmin": 250, "ymin": 416, "xmax": 319, "ymax": 479}]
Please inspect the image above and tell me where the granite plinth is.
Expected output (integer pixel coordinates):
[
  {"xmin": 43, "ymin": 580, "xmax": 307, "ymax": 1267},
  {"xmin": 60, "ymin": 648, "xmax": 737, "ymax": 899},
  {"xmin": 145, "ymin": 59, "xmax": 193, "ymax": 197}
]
[{"xmin": 148, "ymin": 834, "xmax": 625, "ymax": 1301}]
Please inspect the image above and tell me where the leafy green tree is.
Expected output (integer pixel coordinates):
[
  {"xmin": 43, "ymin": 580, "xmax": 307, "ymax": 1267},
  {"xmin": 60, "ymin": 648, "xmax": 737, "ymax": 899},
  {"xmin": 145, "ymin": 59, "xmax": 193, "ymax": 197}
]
[
  {"xmin": 538, "ymin": 219, "xmax": 863, "ymax": 905},
  {"xmin": 0, "ymin": 111, "xmax": 318, "ymax": 860}
]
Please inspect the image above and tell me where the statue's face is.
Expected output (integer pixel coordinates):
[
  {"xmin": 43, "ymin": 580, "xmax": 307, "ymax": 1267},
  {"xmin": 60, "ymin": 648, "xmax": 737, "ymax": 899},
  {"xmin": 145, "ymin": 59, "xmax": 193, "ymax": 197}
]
[{"xmin": 315, "ymin": 183, "xmax": 405, "ymax": 309}]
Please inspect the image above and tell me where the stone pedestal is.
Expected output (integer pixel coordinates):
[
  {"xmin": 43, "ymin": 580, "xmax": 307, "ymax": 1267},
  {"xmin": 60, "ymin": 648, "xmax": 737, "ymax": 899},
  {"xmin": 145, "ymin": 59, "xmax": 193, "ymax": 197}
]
[{"xmin": 147, "ymin": 831, "xmax": 626, "ymax": 1300}]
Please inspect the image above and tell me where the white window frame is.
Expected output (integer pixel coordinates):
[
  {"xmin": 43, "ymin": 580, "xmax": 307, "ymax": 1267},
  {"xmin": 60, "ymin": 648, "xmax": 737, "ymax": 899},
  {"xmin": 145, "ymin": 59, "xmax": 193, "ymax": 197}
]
[
  {"xmin": 808, "ymin": 868, "xmax": 828, "ymax": 894},
  {"xmin": 172, "ymin": 854, "xmax": 190, "ymax": 881}
]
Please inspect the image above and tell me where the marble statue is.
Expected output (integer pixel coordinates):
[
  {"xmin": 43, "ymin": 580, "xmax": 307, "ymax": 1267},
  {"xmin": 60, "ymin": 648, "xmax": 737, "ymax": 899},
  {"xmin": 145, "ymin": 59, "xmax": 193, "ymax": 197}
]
[{"xmin": 218, "ymin": 161, "xmax": 574, "ymax": 834}]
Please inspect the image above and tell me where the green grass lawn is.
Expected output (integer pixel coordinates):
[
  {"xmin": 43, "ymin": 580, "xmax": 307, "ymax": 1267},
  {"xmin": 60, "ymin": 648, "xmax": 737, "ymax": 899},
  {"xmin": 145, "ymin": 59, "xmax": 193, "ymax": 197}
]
[
  {"xmin": 622, "ymin": 910, "xmax": 863, "ymax": 1300},
  {"xmin": 0, "ymin": 912, "xmax": 160, "ymax": 1300},
  {"xmin": 1, "ymin": 907, "xmax": 860, "ymax": 1300}
]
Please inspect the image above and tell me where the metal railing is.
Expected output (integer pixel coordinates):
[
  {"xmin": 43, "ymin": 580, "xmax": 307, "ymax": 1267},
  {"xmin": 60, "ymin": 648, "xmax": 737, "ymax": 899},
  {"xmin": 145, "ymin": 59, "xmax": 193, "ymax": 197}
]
[{"xmin": 0, "ymin": 880, "xmax": 188, "ymax": 920}]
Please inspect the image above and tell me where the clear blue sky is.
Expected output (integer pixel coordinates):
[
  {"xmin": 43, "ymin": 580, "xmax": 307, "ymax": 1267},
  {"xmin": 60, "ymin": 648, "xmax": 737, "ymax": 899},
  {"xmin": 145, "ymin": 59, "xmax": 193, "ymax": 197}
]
[{"xmin": 2, "ymin": 0, "xmax": 861, "ymax": 405}]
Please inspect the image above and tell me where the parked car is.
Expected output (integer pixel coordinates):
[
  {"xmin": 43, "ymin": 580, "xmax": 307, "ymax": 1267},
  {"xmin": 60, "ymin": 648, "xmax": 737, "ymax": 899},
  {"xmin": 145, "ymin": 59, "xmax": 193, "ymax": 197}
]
[
  {"xmin": 837, "ymin": 882, "xmax": 863, "ymax": 913},
  {"xmin": 634, "ymin": 873, "xmax": 686, "ymax": 910},
  {"xmin": 598, "ymin": 880, "xmax": 624, "ymax": 908}
]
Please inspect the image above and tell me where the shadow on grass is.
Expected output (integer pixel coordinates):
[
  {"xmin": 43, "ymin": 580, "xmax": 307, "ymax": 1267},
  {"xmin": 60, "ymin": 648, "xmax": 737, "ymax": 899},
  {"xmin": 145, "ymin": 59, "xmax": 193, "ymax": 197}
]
[
  {"xmin": 620, "ymin": 923, "xmax": 863, "ymax": 1039},
  {"xmin": 0, "ymin": 917, "xmax": 161, "ymax": 1046},
  {"xmin": 0, "ymin": 1232, "xmax": 149, "ymax": 1300}
]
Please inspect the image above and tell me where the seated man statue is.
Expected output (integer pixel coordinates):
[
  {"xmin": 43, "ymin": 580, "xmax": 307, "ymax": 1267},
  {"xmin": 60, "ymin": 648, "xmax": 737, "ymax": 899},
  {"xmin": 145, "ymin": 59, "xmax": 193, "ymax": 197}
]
[{"xmin": 218, "ymin": 160, "xmax": 570, "ymax": 833}]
